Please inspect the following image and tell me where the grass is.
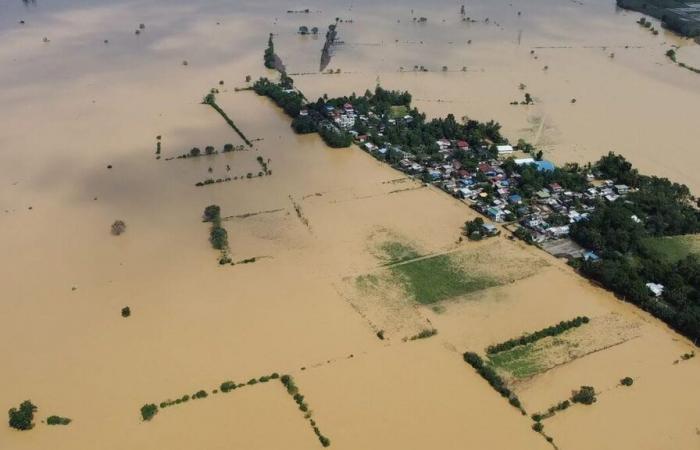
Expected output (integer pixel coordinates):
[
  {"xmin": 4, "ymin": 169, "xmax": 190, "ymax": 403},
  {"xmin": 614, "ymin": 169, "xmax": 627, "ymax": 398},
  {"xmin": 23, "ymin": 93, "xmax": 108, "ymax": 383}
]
[
  {"xmin": 488, "ymin": 344, "xmax": 545, "ymax": 379},
  {"xmin": 378, "ymin": 240, "xmax": 421, "ymax": 265},
  {"xmin": 391, "ymin": 253, "xmax": 497, "ymax": 304},
  {"xmin": 641, "ymin": 234, "xmax": 700, "ymax": 263},
  {"xmin": 389, "ymin": 105, "xmax": 409, "ymax": 119}
]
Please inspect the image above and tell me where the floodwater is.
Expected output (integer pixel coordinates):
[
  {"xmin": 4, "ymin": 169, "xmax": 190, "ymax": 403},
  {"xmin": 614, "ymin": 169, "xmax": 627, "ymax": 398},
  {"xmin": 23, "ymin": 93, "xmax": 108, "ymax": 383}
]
[{"xmin": 1, "ymin": 1, "xmax": 699, "ymax": 449}]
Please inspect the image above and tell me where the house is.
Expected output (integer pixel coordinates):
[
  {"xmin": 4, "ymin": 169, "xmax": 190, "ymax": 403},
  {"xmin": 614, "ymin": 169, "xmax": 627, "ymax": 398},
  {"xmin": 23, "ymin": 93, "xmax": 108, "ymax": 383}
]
[
  {"xmin": 508, "ymin": 194, "xmax": 523, "ymax": 204},
  {"xmin": 486, "ymin": 207, "xmax": 506, "ymax": 222},
  {"xmin": 356, "ymin": 134, "xmax": 368, "ymax": 143},
  {"xmin": 514, "ymin": 157, "xmax": 536, "ymax": 166},
  {"xmin": 364, "ymin": 142, "xmax": 377, "ymax": 152},
  {"xmin": 457, "ymin": 140, "xmax": 469, "ymax": 149},
  {"xmin": 436, "ymin": 139, "xmax": 451, "ymax": 149},
  {"xmin": 615, "ymin": 184, "xmax": 630, "ymax": 195},
  {"xmin": 482, "ymin": 223, "xmax": 498, "ymax": 235},
  {"xmin": 496, "ymin": 145, "xmax": 514, "ymax": 155},
  {"xmin": 299, "ymin": 109, "xmax": 309, "ymax": 116},
  {"xmin": 536, "ymin": 189, "xmax": 551, "ymax": 200},
  {"xmin": 549, "ymin": 183, "xmax": 563, "ymax": 193},
  {"xmin": 646, "ymin": 283, "xmax": 665, "ymax": 297},
  {"xmin": 583, "ymin": 251, "xmax": 600, "ymax": 262}
]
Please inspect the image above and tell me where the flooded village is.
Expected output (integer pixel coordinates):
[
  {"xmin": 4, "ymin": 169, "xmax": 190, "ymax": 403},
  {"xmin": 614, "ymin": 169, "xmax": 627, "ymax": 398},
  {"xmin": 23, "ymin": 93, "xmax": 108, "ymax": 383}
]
[{"xmin": 1, "ymin": 1, "xmax": 699, "ymax": 450}]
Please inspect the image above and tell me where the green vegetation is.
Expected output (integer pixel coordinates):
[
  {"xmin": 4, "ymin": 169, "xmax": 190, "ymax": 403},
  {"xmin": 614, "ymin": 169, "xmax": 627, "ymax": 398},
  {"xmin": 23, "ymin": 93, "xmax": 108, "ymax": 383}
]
[
  {"xmin": 571, "ymin": 386, "xmax": 596, "ymax": 405},
  {"xmin": 264, "ymin": 33, "xmax": 276, "ymax": 69},
  {"xmin": 389, "ymin": 105, "xmax": 409, "ymax": 119},
  {"xmin": 203, "ymin": 205, "xmax": 229, "ymax": 259},
  {"xmin": 463, "ymin": 352, "xmax": 524, "ymax": 413},
  {"xmin": 391, "ymin": 253, "xmax": 496, "ymax": 304},
  {"xmin": 253, "ymin": 77, "xmax": 304, "ymax": 118},
  {"xmin": 46, "ymin": 415, "xmax": 71, "ymax": 426},
  {"xmin": 641, "ymin": 234, "xmax": 700, "ymax": 263},
  {"xmin": 280, "ymin": 375, "xmax": 331, "ymax": 447},
  {"xmin": 203, "ymin": 92, "xmax": 253, "ymax": 147},
  {"xmin": 318, "ymin": 123, "xmax": 352, "ymax": 148},
  {"xmin": 378, "ymin": 240, "xmax": 421, "ymax": 265},
  {"xmin": 121, "ymin": 306, "xmax": 131, "ymax": 318},
  {"xmin": 486, "ymin": 316, "xmax": 590, "ymax": 354},
  {"xmin": 140, "ymin": 404, "xmax": 158, "ymax": 421},
  {"xmin": 570, "ymin": 153, "xmax": 700, "ymax": 343},
  {"xmin": 532, "ymin": 400, "xmax": 571, "ymax": 422},
  {"xmin": 8, "ymin": 400, "xmax": 37, "ymax": 430},
  {"xmin": 409, "ymin": 328, "xmax": 438, "ymax": 340},
  {"xmin": 620, "ymin": 376, "xmax": 634, "ymax": 386},
  {"xmin": 487, "ymin": 344, "xmax": 544, "ymax": 379}
]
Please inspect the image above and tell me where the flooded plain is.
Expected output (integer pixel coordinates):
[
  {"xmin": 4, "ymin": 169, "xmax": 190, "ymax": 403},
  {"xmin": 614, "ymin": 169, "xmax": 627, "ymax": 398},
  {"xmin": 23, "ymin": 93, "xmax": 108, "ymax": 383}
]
[{"xmin": 1, "ymin": 0, "xmax": 699, "ymax": 449}]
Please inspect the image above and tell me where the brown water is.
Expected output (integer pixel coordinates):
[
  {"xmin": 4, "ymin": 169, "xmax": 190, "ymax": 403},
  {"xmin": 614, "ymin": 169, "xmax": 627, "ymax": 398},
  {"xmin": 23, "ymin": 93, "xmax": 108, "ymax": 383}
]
[{"xmin": 1, "ymin": 1, "xmax": 699, "ymax": 449}]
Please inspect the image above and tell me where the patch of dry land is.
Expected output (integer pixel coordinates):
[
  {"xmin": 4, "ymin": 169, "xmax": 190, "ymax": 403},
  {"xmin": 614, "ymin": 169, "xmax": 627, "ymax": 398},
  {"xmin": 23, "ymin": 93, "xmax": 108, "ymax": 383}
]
[{"xmin": 0, "ymin": 1, "xmax": 698, "ymax": 450}]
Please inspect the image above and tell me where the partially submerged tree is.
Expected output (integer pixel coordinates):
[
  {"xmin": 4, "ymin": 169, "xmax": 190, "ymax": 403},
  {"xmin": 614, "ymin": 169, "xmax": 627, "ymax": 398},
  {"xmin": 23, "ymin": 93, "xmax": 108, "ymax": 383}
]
[
  {"xmin": 8, "ymin": 401, "xmax": 37, "ymax": 430},
  {"xmin": 111, "ymin": 220, "xmax": 127, "ymax": 236}
]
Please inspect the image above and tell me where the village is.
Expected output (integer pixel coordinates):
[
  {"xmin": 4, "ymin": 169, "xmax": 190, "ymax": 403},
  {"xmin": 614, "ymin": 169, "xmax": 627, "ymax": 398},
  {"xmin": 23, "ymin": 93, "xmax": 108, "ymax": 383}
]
[{"xmin": 313, "ymin": 98, "xmax": 634, "ymax": 259}]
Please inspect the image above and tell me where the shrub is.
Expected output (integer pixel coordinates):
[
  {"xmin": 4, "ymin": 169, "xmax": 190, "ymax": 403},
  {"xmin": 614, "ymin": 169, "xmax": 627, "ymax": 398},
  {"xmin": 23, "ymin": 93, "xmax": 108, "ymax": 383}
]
[
  {"xmin": 220, "ymin": 381, "xmax": 237, "ymax": 393},
  {"xmin": 247, "ymin": 378, "xmax": 258, "ymax": 386},
  {"xmin": 571, "ymin": 386, "xmax": 596, "ymax": 405},
  {"xmin": 620, "ymin": 377, "xmax": 634, "ymax": 386},
  {"xmin": 532, "ymin": 422, "xmax": 543, "ymax": 432},
  {"xmin": 319, "ymin": 435, "xmax": 331, "ymax": 447},
  {"xmin": 111, "ymin": 220, "xmax": 127, "ymax": 235},
  {"xmin": 205, "ymin": 146, "xmax": 216, "ymax": 155},
  {"xmin": 140, "ymin": 404, "xmax": 158, "ymax": 421},
  {"xmin": 46, "ymin": 415, "xmax": 71, "ymax": 426},
  {"xmin": 121, "ymin": 306, "xmax": 131, "ymax": 318},
  {"xmin": 8, "ymin": 400, "xmax": 37, "ymax": 430},
  {"xmin": 203, "ymin": 205, "xmax": 221, "ymax": 222},
  {"xmin": 194, "ymin": 390, "xmax": 208, "ymax": 399},
  {"xmin": 223, "ymin": 143, "xmax": 234, "ymax": 152},
  {"xmin": 189, "ymin": 147, "xmax": 201, "ymax": 157},
  {"xmin": 209, "ymin": 227, "xmax": 228, "ymax": 250}
]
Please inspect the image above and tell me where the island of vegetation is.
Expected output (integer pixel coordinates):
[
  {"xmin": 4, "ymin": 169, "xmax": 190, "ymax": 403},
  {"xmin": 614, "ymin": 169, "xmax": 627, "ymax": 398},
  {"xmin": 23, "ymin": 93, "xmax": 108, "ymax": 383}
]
[{"xmin": 617, "ymin": 0, "xmax": 700, "ymax": 38}]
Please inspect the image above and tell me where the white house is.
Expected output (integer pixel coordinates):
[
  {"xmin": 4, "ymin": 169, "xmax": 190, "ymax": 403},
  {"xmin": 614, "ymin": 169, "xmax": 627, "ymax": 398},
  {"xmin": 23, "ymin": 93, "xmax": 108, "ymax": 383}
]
[
  {"xmin": 646, "ymin": 283, "xmax": 665, "ymax": 297},
  {"xmin": 496, "ymin": 145, "xmax": 514, "ymax": 155}
]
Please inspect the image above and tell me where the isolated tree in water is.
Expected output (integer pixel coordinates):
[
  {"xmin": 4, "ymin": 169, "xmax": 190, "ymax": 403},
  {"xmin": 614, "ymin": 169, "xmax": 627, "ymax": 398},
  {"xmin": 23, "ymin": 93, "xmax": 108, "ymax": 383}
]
[
  {"xmin": 8, "ymin": 400, "xmax": 37, "ymax": 430},
  {"xmin": 111, "ymin": 220, "xmax": 127, "ymax": 236}
]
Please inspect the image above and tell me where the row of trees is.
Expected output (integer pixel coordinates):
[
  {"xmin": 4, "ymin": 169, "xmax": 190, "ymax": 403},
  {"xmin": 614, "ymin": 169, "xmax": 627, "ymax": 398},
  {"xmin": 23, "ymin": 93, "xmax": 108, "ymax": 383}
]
[
  {"xmin": 463, "ymin": 352, "xmax": 524, "ymax": 412},
  {"xmin": 280, "ymin": 375, "xmax": 331, "ymax": 447},
  {"xmin": 253, "ymin": 77, "xmax": 304, "ymax": 118},
  {"xmin": 486, "ymin": 316, "xmax": 590, "ymax": 354}
]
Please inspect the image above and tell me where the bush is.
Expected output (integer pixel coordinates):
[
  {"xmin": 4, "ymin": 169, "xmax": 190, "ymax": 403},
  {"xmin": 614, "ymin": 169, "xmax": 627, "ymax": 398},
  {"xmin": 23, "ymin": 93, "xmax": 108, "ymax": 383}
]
[
  {"xmin": 620, "ymin": 377, "xmax": 634, "ymax": 386},
  {"xmin": 205, "ymin": 145, "xmax": 216, "ymax": 155},
  {"xmin": 193, "ymin": 390, "xmax": 208, "ymax": 399},
  {"xmin": 121, "ymin": 306, "xmax": 131, "ymax": 318},
  {"xmin": 220, "ymin": 381, "xmax": 237, "ymax": 393},
  {"xmin": 140, "ymin": 404, "xmax": 158, "ymax": 421},
  {"xmin": 8, "ymin": 400, "xmax": 37, "ymax": 430},
  {"xmin": 571, "ymin": 386, "xmax": 596, "ymax": 405},
  {"xmin": 189, "ymin": 147, "xmax": 201, "ymax": 157},
  {"xmin": 111, "ymin": 220, "xmax": 127, "ymax": 236},
  {"xmin": 532, "ymin": 422, "xmax": 543, "ymax": 432},
  {"xmin": 46, "ymin": 415, "xmax": 71, "ymax": 426},
  {"xmin": 203, "ymin": 205, "xmax": 221, "ymax": 222},
  {"xmin": 209, "ymin": 227, "xmax": 228, "ymax": 250},
  {"xmin": 247, "ymin": 378, "xmax": 258, "ymax": 386}
]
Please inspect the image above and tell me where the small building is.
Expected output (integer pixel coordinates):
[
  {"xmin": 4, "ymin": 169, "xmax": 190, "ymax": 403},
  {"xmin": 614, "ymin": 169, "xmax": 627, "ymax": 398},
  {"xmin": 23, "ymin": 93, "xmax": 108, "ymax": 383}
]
[
  {"xmin": 482, "ymin": 223, "xmax": 498, "ymax": 235},
  {"xmin": 508, "ymin": 194, "xmax": 523, "ymax": 204},
  {"xmin": 615, "ymin": 184, "xmax": 630, "ymax": 195},
  {"xmin": 646, "ymin": 283, "xmax": 665, "ymax": 298},
  {"xmin": 496, "ymin": 145, "xmax": 514, "ymax": 155}
]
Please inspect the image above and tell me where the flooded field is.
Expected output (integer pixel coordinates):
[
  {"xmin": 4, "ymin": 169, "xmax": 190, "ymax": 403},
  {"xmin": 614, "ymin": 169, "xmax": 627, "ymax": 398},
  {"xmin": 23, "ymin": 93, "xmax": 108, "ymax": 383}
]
[{"xmin": 1, "ymin": 1, "xmax": 698, "ymax": 449}]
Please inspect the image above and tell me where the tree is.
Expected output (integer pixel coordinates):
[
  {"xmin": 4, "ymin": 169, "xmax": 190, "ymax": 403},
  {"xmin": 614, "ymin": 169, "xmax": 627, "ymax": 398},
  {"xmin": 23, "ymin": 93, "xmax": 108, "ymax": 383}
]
[
  {"xmin": 205, "ymin": 145, "xmax": 215, "ymax": 155},
  {"xmin": 189, "ymin": 147, "xmax": 201, "ymax": 157},
  {"xmin": 140, "ymin": 404, "xmax": 158, "ymax": 421},
  {"xmin": 111, "ymin": 220, "xmax": 127, "ymax": 235},
  {"xmin": 298, "ymin": 26, "xmax": 309, "ymax": 35},
  {"xmin": 524, "ymin": 93, "xmax": 533, "ymax": 104},
  {"xmin": 203, "ymin": 205, "xmax": 221, "ymax": 222},
  {"xmin": 8, "ymin": 401, "xmax": 37, "ymax": 430},
  {"xmin": 571, "ymin": 386, "xmax": 596, "ymax": 404},
  {"xmin": 121, "ymin": 306, "xmax": 131, "ymax": 318},
  {"xmin": 210, "ymin": 227, "xmax": 228, "ymax": 250}
]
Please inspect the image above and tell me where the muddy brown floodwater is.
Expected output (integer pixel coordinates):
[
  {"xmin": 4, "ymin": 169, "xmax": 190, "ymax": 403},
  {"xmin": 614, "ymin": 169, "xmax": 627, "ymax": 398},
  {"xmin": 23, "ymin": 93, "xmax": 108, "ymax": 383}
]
[{"xmin": 0, "ymin": 1, "xmax": 698, "ymax": 450}]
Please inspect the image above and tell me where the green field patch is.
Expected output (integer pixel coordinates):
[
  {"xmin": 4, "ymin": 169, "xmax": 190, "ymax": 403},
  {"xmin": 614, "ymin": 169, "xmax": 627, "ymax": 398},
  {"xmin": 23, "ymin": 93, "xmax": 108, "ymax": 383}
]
[
  {"xmin": 391, "ymin": 254, "xmax": 498, "ymax": 304},
  {"xmin": 641, "ymin": 234, "xmax": 700, "ymax": 263},
  {"xmin": 488, "ymin": 342, "xmax": 552, "ymax": 379},
  {"xmin": 378, "ymin": 240, "xmax": 422, "ymax": 265},
  {"xmin": 389, "ymin": 105, "xmax": 409, "ymax": 119}
]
